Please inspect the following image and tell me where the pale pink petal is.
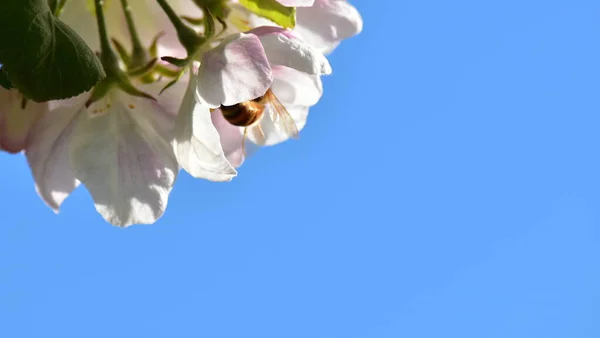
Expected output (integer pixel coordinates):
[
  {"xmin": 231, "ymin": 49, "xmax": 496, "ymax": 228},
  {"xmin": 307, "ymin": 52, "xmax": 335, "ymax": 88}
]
[
  {"xmin": 243, "ymin": 66, "xmax": 320, "ymax": 146},
  {"xmin": 285, "ymin": 105, "xmax": 310, "ymax": 131},
  {"xmin": 69, "ymin": 92, "xmax": 178, "ymax": 227},
  {"xmin": 25, "ymin": 100, "xmax": 82, "ymax": 212},
  {"xmin": 174, "ymin": 74, "xmax": 238, "ymax": 180},
  {"xmin": 271, "ymin": 65, "xmax": 323, "ymax": 107},
  {"xmin": 249, "ymin": 27, "xmax": 332, "ymax": 75},
  {"xmin": 196, "ymin": 33, "xmax": 273, "ymax": 107},
  {"xmin": 210, "ymin": 110, "xmax": 245, "ymax": 168},
  {"xmin": 295, "ymin": 0, "xmax": 363, "ymax": 54},
  {"xmin": 275, "ymin": 0, "xmax": 315, "ymax": 6},
  {"xmin": 247, "ymin": 104, "xmax": 309, "ymax": 146},
  {"xmin": 0, "ymin": 89, "xmax": 47, "ymax": 153}
]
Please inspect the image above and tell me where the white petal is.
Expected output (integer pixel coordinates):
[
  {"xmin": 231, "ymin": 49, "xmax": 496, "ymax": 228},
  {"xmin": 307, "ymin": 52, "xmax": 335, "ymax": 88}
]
[
  {"xmin": 286, "ymin": 105, "xmax": 310, "ymax": 131},
  {"xmin": 69, "ymin": 93, "xmax": 178, "ymax": 227},
  {"xmin": 243, "ymin": 66, "xmax": 319, "ymax": 147},
  {"xmin": 196, "ymin": 33, "xmax": 273, "ymax": 107},
  {"xmin": 174, "ymin": 74, "xmax": 238, "ymax": 180},
  {"xmin": 271, "ymin": 65, "xmax": 323, "ymax": 107},
  {"xmin": 276, "ymin": 0, "xmax": 315, "ymax": 6},
  {"xmin": 211, "ymin": 110, "xmax": 245, "ymax": 168},
  {"xmin": 248, "ymin": 105, "xmax": 309, "ymax": 146},
  {"xmin": 0, "ymin": 88, "xmax": 47, "ymax": 153},
  {"xmin": 25, "ymin": 100, "xmax": 81, "ymax": 212},
  {"xmin": 250, "ymin": 27, "xmax": 332, "ymax": 75},
  {"xmin": 295, "ymin": 0, "xmax": 363, "ymax": 54}
]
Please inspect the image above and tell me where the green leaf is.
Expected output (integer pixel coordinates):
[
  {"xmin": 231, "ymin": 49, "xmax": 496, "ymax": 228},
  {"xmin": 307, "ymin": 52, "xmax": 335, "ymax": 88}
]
[
  {"xmin": 0, "ymin": 68, "xmax": 13, "ymax": 90},
  {"xmin": 0, "ymin": 0, "xmax": 105, "ymax": 102},
  {"xmin": 239, "ymin": 0, "xmax": 296, "ymax": 29}
]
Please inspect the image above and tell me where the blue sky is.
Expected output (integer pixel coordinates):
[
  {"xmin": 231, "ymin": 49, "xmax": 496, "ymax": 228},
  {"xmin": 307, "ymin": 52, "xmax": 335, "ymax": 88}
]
[{"xmin": 1, "ymin": 0, "xmax": 600, "ymax": 337}]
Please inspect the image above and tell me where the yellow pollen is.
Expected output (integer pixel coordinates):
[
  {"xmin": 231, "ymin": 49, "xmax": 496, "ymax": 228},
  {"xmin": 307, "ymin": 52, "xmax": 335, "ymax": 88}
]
[{"xmin": 128, "ymin": 104, "xmax": 135, "ymax": 109}]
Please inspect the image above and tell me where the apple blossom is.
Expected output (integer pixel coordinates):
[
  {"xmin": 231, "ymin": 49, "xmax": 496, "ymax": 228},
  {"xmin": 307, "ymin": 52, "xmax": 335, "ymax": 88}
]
[
  {"xmin": 190, "ymin": 26, "xmax": 330, "ymax": 167},
  {"xmin": 23, "ymin": 0, "xmax": 237, "ymax": 226},
  {"xmin": 0, "ymin": 0, "xmax": 363, "ymax": 226},
  {"xmin": 236, "ymin": 0, "xmax": 363, "ymax": 54},
  {"xmin": 295, "ymin": 0, "xmax": 363, "ymax": 54},
  {"xmin": 26, "ymin": 73, "xmax": 235, "ymax": 227}
]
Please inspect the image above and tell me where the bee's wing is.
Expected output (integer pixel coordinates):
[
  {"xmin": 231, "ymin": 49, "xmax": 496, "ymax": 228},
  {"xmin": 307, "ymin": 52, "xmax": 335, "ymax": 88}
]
[
  {"xmin": 241, "ymin": 127, "xmax": 262, "ymax": 161},
  {"xmin": 264, "ymin": 91, "xmax": 299, "ymax": 139}
]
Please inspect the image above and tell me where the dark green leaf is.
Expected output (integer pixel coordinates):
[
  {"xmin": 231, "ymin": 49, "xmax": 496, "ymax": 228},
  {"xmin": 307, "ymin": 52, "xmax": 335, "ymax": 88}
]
[
  {"xmin": 0, "ymin": 68, "xmax": 13, "ymax": 90},
  {"xmin": 0, "ymin": 0, "xmax": 105, "ymax": 102}
]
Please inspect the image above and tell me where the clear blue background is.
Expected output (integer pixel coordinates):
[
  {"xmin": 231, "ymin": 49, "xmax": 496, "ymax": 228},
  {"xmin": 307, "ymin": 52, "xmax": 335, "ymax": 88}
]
[{"xmin": 1, "ymin": 0, "xmax": 600, "ymax": 337}]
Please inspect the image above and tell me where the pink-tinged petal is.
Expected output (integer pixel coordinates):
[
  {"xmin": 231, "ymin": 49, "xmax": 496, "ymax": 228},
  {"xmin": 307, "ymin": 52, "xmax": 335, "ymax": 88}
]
[
  {"xmin": 271, "ymin": 65, "xmax": 323, "ymax": 107},
  {"xmin": 285, "ymin": 105, "xmax": 310, "ymax": 131},
  {"xmin": 69, "ymin": 92, "xmax": 178, "ymax": 227},
  {"xmin": 25, "ymin": 100, "xmax": 82, "ymax": 212},
  {"xmin": 174, "ymin": 74, "xmax": 238, "ymax": 180},
  {"xmin": 211, "ymin": 110, "xmax": 245, "ymax": 168},
  {"xmin": 0, "ymin": 89, "xmax": 47, "ymax": 153},
  {"xmin": 275, "ymin": 0, "xmax": 315, "ymax": 7},
  {"xmin": 196, "ymin": 33, "xmax": 273, "ymax": 108},
  {"xmin": 243, "ymin": 66, "xmax": 320, "ymax": 147},
  {"xmin": 295, "ymin": 0, "xmax": 363, "ymax": 54},
  {"xmin": 248, "ymin": 105, "xmax": 309, "ymax": 146},
  {"xmin": 249, "ymin": 27, "xmax": 332, "ymax": 75}
]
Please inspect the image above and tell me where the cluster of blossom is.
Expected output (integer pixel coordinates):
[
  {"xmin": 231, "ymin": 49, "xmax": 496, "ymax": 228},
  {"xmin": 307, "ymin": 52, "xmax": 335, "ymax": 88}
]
[{"xmin": 0, "ymin": 0, "xmax": 362, "ymax": 226}]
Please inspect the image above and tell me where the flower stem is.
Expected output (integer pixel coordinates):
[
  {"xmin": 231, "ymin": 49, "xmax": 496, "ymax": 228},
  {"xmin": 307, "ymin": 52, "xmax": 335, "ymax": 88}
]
[
  {"xmin": 94, "ymin": 0, "xmax": 119, "ymax": 72},
  {"xmin": 119, "ymin": 0, "xmax": 147, "ymax": 66},
  {"xmin": 87, "ymin": 0, "xmax": 156, "ymax": 106},
  {"xmin": 155, "ymin": 0, "xmax": 204, "ymax": 56},
  {"xmin": 54, "ymin": 0, "xmax": 68, "ymax": 17}
]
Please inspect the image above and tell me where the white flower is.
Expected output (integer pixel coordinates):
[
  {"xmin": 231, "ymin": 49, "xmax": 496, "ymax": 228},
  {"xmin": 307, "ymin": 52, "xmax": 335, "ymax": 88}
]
[
  {"xmin": 295, "ymin": 0, "xmax": 363, "ymax": 54},
  {"xmin": 0, "ymin": 88, "xmax": 47, "ymax": 153},
  {"xmin": 25, "ymin": 75, "xmax": 236, "ymax": 227},
  {"xmin": 212, "ymin": 65, "xmax": 323, "ymax": 167},
  {"xmin": 189, "ymin": 27, "xmax": 330, "ymax": 167},
  {"xmin": 18, "ymin": 0, "xmax": 347, "ymax": 225},
  {"xmin": 239, "ymin": 0, "xmax": 363, "ymax": 54},
  {"xmin": 173, "ymin": 70, "xmax": 241, "ymax": 180},
  {"xmin": 171, "ymin": 31, "xmax": 274, "ymax": 177}
]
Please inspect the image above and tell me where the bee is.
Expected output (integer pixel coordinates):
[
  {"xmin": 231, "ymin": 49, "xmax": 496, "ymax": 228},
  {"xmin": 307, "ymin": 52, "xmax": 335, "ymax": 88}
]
[{"xmin": 219, "ymin": 89, "xmax": 299, "ymax": 155}]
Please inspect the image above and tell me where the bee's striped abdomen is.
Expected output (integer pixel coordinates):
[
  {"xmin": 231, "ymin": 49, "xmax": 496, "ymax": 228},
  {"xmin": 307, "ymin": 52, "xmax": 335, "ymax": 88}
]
[{"xmin": 220, "ymin": 101, "xmax": 265, "ymax": 127}]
